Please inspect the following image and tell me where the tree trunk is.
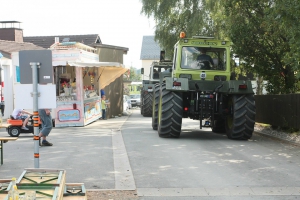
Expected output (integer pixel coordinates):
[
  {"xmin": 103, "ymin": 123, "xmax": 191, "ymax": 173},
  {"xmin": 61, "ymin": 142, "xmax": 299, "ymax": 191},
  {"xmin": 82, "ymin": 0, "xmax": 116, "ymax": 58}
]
[{"xmin": 256, "ymin": 75, "xmax": 264, "ymax": 95}]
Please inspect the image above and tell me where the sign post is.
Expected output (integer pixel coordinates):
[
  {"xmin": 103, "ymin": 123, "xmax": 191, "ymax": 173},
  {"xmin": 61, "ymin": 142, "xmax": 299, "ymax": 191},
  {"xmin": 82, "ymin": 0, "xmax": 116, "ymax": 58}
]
[
  {"xmin": 31, "ymin": 62, "xmax": 40, "ymax": 168},
  {"xmin": 19, "ymin": 50, "xmax": 54, "ymax": 168}
]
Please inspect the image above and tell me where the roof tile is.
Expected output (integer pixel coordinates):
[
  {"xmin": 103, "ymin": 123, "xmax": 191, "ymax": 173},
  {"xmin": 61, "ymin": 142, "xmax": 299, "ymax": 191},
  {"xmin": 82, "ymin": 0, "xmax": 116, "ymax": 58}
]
[
  {"xmin": 0, "ymin": 40, "xmax": 44, "ymax": 54},
  {"xmin": 140, "ymin": 36, "xmax": 161, "ymax": 60},
  {"xmin": 24, "ymin": 34, "xmax": 101, "ymax": 49}
]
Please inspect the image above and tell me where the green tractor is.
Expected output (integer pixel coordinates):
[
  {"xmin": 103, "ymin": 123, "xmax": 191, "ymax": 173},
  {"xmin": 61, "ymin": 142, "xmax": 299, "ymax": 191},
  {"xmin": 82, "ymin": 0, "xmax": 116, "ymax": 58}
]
[
  {"xmin": 141, "ymin": 60, "xmax": 172, "ymax": 117},
  {"xmin": 154, "ymin": 33, "xmax": 256, "ymax": 140}
]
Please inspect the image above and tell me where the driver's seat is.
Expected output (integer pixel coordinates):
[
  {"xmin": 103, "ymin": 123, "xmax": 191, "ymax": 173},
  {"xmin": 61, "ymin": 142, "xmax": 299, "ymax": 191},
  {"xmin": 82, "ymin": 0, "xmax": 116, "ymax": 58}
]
[
  {"xmin": 153, "ymin": 73, "xmax": 159, "ymax": 79},
  {"xmin": 198, "ymin": 60, "xmax": 211, "ymax": 70}
]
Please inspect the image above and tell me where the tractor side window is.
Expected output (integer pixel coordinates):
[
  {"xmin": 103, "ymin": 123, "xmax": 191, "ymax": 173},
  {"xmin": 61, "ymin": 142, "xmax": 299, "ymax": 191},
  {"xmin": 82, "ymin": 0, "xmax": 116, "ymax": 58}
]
[
  {"xmin": 212, "ymin": 49, "xmax": 226, "ymax": 70},
  {"xmin": 153, "ymin": 68, "xmax": 159, "ymax": 79},
  {"xmin": 173, "ymin": 47, "xmax": 177, "ymax": 70}
]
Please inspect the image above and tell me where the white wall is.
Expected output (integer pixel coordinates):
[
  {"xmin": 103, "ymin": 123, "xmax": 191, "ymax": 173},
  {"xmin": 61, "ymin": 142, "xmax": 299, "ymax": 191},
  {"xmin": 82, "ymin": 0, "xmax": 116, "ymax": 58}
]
[
  {"xmin": 0, "ymin": 56, "xmax": 14, "ymax": 119},
  {"xmin": 141, "ymin": 59, "xmax": 158, "ymax": 80}
]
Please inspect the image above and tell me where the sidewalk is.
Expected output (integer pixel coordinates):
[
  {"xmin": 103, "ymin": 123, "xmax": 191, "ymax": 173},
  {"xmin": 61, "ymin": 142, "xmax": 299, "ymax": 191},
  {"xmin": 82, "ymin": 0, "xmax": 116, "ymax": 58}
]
[
  {"xmin": 0, "ymin": 113, "xmax": 131, "ymax": 189},
  {"xmin": 0, "ymin": 112, "xmax": 130, "ymax": 128}
]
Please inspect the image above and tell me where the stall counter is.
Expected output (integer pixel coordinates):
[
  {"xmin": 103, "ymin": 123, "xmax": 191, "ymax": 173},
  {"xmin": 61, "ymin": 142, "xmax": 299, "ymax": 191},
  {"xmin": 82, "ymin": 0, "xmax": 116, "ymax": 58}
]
[
  {"xmin": 83, "ymin": 96, "xmax": 102, "ymax": 125},
  {"xmin": 54, "ymin": 96, "xmax": 101, "ymax": 127}
]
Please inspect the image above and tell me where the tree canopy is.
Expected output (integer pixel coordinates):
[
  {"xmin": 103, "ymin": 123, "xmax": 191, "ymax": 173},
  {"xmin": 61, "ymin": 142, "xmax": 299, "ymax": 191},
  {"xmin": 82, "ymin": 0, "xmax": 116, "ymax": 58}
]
[
  {"xmin": 140, "ymin": 0, "xmax": 300, "ymax": 94},
  {"xmin": 123, "ymin": 67, "xmax": 141, "ymax": 81},
  {"xmin": 141, "ymin": 0, "xmax": 215, "ymax": 58}
]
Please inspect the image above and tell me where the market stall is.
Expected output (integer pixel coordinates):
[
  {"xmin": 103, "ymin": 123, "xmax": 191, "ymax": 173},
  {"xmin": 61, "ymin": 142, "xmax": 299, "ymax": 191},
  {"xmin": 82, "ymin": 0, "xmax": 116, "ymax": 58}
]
[{"xmin": 51, "ymin": 42, "xmax": 127, "ymax": 127}]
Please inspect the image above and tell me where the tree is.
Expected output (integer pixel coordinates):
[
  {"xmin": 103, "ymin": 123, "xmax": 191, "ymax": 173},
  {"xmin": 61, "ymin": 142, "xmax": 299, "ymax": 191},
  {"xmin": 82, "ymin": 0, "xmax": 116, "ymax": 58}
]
[
  {"xmin": 141, "ymin": 0, "xmax": 215, "ymax": 58},
  {"xmin": 124, "ymin": 67, "xmax": 141, "ymax": 81},
  {"xmin": 141, "ymin": 0, "xmax": 300, "ymax": 94},
  {"xmin": 220, "ymin": 0, "xmax": 300, "ymax": 94}
]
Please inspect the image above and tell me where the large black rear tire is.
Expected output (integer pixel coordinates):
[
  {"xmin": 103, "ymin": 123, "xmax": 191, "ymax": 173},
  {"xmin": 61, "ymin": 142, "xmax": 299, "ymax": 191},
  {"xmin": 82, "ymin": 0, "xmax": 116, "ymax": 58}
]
[
  {"xmin": 143, "ymin": 92, "xmax": 153, "ymax": 117},
  {"xmin": 225, "ymin": 94, "xmax": 256, "ymax": 140},
  {"xmin": 158, "ymin": 84, "xmax": 183, "ymax": 138},
  {"xmin": 152, "ymin": 84, "xmax": 160, "ymax": 130}
]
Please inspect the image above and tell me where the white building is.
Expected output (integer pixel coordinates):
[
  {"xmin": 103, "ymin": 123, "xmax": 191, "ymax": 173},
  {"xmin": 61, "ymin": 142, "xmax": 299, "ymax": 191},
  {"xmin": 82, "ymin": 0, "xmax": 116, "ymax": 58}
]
[
  {"xmin": 0, "ymin": 41, "xmax": 44, "ymax": 119},
  {"xmin": 140, "ymin": 36, "xmax": 161, "ymax": 80}
]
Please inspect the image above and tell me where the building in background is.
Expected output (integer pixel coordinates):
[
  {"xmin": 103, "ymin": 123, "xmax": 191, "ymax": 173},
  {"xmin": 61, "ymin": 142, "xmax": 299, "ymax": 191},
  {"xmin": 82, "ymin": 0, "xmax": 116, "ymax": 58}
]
[
  {"xmin": 140, "ymin": 36, "xmax": 161, "ymax": 80},
  {"xmin": 0, "ymin": 21, "xmax": 45, "ymax": 118},
  {"xmin": 0, "ymin": 21, "xmax": 130, "ymax": 119}
]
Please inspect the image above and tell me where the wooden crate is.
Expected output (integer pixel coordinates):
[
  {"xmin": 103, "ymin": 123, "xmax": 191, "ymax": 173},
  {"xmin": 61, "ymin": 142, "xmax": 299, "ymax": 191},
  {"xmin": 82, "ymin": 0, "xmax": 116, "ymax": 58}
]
[
  {"xmin": 0, "ymin": 179, "xmax": 11, "ymax": 194},
  {"xmin": 3, "ymin": 186, "xmax": 60, "ymax": 200},
  {"xmin": 3, "ymin": 168, "xmax": 67, "ymax": 200},
  {"xmin": 0, "ymin": 179, "xmax": 11, "ymax": 199},
  {"xmin": 17, "ymin": 168, "xmax": 66, "ymax": 186},
  {"xmin": 63, "ymin": 183, "xmax": 87, "ymax": 200},
  {"xmin": 0, "ymin": 193, "xmax": 6, "ymax": 199},
  {"xmin": 1, "ymin": 169, "xmax": 87, "ymax": 200}
]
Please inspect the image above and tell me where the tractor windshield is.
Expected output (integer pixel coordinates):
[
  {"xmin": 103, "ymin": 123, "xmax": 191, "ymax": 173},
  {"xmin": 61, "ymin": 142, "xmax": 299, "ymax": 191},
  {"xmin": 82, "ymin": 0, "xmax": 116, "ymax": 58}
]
[
  {"xmin": 152, "ymin": 67, "xmax": 160, "ymax": 79},
  {"xmin": 181, "ymin": 47, "xmax": 227, "ymax": 71},
  {"xmin": 152, "ymin": 65, "xmax": 172, "ymax": 79}
]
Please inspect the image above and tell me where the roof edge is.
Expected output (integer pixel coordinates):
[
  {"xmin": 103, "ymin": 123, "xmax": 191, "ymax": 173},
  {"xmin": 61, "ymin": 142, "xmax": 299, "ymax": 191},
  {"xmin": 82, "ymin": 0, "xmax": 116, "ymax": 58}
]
[{"xmin": 93, "ymin": 44, "xmax": 129, "ymax": 52}]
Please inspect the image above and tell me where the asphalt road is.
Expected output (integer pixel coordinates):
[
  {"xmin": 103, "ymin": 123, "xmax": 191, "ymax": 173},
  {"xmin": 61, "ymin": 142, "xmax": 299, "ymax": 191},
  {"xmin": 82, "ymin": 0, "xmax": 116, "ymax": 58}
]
[{"xmin": 1, "ymin": 108, "xmax": 300, "ymax": 199}]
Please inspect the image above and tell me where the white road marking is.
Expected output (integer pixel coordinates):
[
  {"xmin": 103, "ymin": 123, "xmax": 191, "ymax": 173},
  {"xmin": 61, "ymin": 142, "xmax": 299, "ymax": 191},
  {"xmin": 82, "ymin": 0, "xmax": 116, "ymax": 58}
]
[{"xmin": 112, "ymin": 129, "xmax": 136, "ymax": 190}]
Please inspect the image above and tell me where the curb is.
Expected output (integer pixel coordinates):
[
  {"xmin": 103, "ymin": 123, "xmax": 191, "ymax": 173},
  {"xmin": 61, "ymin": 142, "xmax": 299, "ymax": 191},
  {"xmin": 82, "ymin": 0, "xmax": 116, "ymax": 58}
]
[{"xmin": 254, "ymin": 129, "xmax": 300, "ymax": 146}]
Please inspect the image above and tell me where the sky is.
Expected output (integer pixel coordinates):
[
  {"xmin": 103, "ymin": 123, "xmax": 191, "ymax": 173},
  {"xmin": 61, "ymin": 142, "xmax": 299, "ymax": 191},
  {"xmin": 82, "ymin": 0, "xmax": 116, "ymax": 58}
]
[{"xmin": 0, "ymin": 0, "xmax": 156, "ymax": 68}]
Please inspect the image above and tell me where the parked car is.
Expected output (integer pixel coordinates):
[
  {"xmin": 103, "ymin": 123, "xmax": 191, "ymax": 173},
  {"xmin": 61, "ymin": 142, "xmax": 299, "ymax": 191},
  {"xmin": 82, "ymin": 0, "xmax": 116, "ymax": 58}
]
[{"xmin": 130, "ymin": 94, "xmax": 141, "ymax": 107}]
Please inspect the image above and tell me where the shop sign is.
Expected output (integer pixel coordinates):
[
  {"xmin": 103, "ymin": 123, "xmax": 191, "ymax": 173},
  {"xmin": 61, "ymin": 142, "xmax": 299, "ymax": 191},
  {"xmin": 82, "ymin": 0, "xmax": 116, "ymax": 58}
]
[{"xmin": 58, "ymin": 109, "xmax": 80, "ymax": 121}]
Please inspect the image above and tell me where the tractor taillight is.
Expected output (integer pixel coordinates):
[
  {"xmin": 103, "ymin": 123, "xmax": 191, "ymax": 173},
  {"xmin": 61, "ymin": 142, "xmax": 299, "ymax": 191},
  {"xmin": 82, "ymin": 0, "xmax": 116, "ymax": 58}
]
[
  {"xmin": 173, "ymin": 81, "xmax": 181, "ymax": 86},
  {"xmin": 239, "ymin": 84, "xmax": 247, "ymax": 89}
]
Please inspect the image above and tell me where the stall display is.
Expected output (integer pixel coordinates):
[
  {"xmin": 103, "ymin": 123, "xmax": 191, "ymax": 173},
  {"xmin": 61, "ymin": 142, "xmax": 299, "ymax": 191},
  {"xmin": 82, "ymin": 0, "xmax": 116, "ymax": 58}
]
[
  {"xmin": 54, "ymin": 67, "xmax": 101, "ymax": 127},
  {"xmin": 52, "ymin": 43, "xmax": 102, "ymax": 127},
  {"xmin": 8, "ymin": 41, "xmax": 128, "ymax": 127},
  {"xmin": 10, "ymin": 41, "xmax": 127, "ymax": 127}
]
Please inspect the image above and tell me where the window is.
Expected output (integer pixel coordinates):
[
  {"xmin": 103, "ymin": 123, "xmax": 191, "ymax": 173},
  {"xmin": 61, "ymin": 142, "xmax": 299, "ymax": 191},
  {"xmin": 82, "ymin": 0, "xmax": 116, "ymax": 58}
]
[{"xmin": 181, "ymin": 47, "xmax": 226, "ymax": 71}]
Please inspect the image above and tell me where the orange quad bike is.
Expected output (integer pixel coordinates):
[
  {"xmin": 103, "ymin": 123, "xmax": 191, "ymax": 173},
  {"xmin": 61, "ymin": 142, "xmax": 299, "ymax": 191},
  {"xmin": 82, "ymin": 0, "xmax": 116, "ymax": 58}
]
[{"xmin": 6, "ymin": 115, "xmax": 42, "ymax": 137}]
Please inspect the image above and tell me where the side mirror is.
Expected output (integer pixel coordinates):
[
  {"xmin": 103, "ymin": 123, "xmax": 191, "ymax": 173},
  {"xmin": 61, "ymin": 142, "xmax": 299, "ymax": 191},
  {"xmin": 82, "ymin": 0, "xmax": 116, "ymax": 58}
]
[{"xmin": 141, "ymin": 68, "xmax": 144, "ymax": 74}]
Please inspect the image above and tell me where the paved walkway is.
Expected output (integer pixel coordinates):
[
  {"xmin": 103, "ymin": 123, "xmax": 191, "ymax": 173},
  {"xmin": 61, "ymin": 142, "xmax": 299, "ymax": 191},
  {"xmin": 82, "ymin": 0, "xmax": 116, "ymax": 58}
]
[
  {"xmin": 1, "ymin": 110, "xmax": 298, "ymax": 192},
  {"xmin": 0, "ymin": 113, "xmax": 132, "ymax": 190}
]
